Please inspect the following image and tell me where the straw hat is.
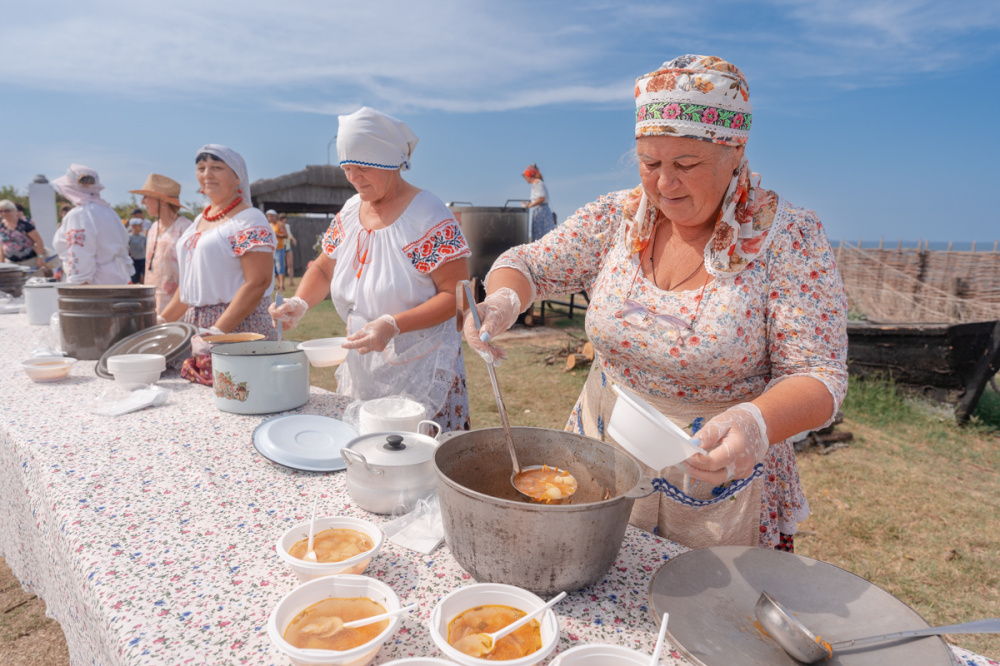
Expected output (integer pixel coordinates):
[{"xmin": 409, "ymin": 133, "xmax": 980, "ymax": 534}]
[{"xmin": 129, "ymin": 173, "xmax": 185, "ymax": 208}]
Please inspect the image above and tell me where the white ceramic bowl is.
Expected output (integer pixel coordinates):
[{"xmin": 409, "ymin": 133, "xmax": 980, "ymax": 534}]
[
  {"xmin": 298, "ymin": 338, "xmax": 349, "ymax": 367},
  {"xmin": 428, "ymin": 583, "xmax": 560, "ymax": 666},
  {"xmin": 550, "ymin": 643, "xmax": 652, "ymax": 665},
  {"xmin": 381, "ymin": 659, "xmax": 453, "ymax": 665},
  {"xmin": 20, "ymin": 357, "xmax": 77, "ymax": 383},
  {"xmin": 268, "ymin": 574, "xmax": 401, "ymax": 666},
  {"xmin": 276, "ymin": 516, "xmax": 384, "ymax": 583},
  {"xmin": 607, "ymin": 384, "xmax": 703, "ymax": 470},
  {"xmin": 106, "ymin": 353, "xmax": 166, "ymax": 386}
]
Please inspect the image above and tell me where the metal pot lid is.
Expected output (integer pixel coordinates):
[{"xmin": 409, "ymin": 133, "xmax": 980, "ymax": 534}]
[
  {"xmin": 343, "ymin": 432, "xmax": 438, "ymax": 467},
  {"xmin": 96, "ymin": 322, "xmax": 197, "ymax": 379}
]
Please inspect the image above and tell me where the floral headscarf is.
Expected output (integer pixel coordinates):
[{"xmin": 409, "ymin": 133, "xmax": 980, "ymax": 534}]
[
  {"xmin": 627, "ymin": 55, "xmax": 776, "ymax": 277},
  {"xmin": 523, "ymin": 164, "xmax": 541, "ymax": 180}
]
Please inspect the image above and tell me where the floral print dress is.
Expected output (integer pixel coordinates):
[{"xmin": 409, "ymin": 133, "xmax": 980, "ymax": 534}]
[{"xmin": 489, "ymin": 188, "xmax": 848, "ymax": 548}]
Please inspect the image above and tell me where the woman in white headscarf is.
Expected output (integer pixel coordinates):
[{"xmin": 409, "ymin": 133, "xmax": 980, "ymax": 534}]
[
  {"xmin": 161, "ymin": 145, "xmax": 277, "ymax": 338},
  {"xmin": 51, "ymin": 164, "xmax": 134, "ymax": 285},
  {"xmin": 270, "ymin": 107, "xmax": 472, "ymax": 432}
]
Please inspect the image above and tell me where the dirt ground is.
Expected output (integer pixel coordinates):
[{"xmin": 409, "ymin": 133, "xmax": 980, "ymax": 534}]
[{"xmin": 0, "ymin": 557, "xmax": 70, "ymax": 665}]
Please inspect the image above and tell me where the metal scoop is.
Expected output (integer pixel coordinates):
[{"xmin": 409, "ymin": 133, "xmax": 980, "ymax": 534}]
[
  {"xmin": 754, "ymin": 590, "xmax": 1000, "ymax": 663},
  {"xmin": 459, "ymin": 281, "xmax": 577, "ymax": 503}
]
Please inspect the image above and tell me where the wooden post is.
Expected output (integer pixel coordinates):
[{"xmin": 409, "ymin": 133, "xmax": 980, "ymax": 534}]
[{"xmin": 878, "ymin": 237, "xmax": 884, "ymax": 250}]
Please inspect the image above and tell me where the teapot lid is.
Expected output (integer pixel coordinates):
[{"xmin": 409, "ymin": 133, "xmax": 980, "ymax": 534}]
[{"xmin": 343, "ymin": 431, "xmax": 438, "ymax": 466}]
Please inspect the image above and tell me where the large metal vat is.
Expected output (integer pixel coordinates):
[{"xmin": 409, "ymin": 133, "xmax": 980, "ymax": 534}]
[{"xmin": 448, "ymin": 203, "xmax": 528, "ymax": 283}]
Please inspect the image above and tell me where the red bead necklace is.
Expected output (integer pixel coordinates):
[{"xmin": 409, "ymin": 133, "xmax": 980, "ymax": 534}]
[{"xmin": 202, "ymin": 195, "xmax": 243, "ymax": 222}]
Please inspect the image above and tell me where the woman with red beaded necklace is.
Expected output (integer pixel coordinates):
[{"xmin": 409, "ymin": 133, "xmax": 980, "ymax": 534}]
[{"xmin": 161, "ymin": 144, "xmax": 277, "ymax": 339}]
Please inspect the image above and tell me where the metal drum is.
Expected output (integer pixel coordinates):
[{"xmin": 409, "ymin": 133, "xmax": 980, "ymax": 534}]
[{"xmin": 448, "ymin": 203, "xmax": 529, "ymax": 284}]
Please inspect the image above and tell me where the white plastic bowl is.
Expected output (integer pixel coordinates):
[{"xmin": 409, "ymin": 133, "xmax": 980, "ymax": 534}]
[
  {"xmin": 276, "ymin": 516, "xmax": 384, "ymax": 582},
  {"xmin": 381, "ymin": 659, "xmax": 454, "ymax": 665},
  {"xmin": 607, "ymin": 384, "xmax": 703, "ymax": 470},
  {"xmin": 298, "ymin": 338, "xmax": 349, "ymax": 367},
  {"xmin": 551, "ymin": 643, "xmax": 652, "ymax": 665},
  {"xmin": 20, "ymin": 357, "xmax": 77, "ymax": 383},
  {"xmin": 268, "ymin": 574, "xmax": 401, "ymax": 666},
  {"xmin": 429, "ymin": 583, "xmax": 560, "ymax": 666},
  {"xmin": 106, "ymin": 353, "xmax": 166, "ymax": 386}
]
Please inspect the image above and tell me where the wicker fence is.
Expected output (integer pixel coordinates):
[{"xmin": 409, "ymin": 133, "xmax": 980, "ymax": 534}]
[{"xmin": 834, "ymin": 240, "xmax": 1000, "ymax": 323}]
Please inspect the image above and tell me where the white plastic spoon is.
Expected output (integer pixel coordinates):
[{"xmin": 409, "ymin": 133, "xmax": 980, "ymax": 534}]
[
  {"xmin": 300, "ymin": 603, "xmax": 418, "ymax": 638},
  {"xmin": 650, "ymin": 612, "xmax": 669, "ymax": 664},
  {"xmin": 452, "ymin": 591, "xmax": 567, "ymax": 658},
  {"xmin": 303, "ymin": 497, "xmax": 318, "ymax": 563}
]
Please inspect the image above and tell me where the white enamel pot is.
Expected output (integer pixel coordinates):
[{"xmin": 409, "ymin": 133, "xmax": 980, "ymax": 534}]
[
  {"xmin": 340, "ymin": 431, "xmax": 440, "ymax": 515},
  {"xmin": 210, "ymin": 340, "xmax": 309, "ymax": 415}
]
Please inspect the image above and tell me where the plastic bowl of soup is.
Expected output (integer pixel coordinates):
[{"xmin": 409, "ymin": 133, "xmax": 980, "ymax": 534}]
[
  {"xmin": 550, "ymin": 643, "xmax": 652, "ymax": 665},
  {"xmin": 277, "ymin": 516, "xmax": 384, "ymax": 582},
  {"xmin": 268, "ymin": 574, "xmax": 401, "ymax": 666},
  {"xmin": 428, "ymin": 583, "xmax": 560, "ymax": 666},
  {"xmin": 20, "ymin": 357, "xmax": 77, "ymax": 383},
  {"xmin": 381, "ymin": 659, "xmax": 453, "ymax": 665}
]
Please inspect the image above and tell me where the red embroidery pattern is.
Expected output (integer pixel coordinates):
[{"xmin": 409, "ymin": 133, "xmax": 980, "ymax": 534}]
[
  {"xmin": 182, "ymin": 232, "xmax": 202, "ymax": 263},
  {"xmin": 66, "ymin": 229, "xmax": 86, "ymax": 248},
  {"xmin": 321, "ymin": 214, "xmax": 346, "ymax": 256},
  {"xmin": 403, "ymin": 220, "xmax": 470, "ymax": 274},
  {"xmin": 228, "ymin": 226, "xmax": 275, "ymax": 257}
]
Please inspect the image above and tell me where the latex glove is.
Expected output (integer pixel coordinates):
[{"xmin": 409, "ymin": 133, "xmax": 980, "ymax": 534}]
[
  {"xmin": 682, "ymin": 403, "xmax": 769, "ymax": 484},
  {"xmin": 190, "ymin": 327, "xmax": 224, "ymax": 356},
  {"xmin": 343, "ymin": 314, "xmax": 399, "ymax": 354},
  {"xmin": 462, "ymin": 287, "xmax": 521, "ymax": 366},
  {"xmin": 269, "ymin": 295, "xmax": 309, "ymax": 330},
  {"xmin": 156, "ymin": 315, "xmax": 167, "ymax": 325}
]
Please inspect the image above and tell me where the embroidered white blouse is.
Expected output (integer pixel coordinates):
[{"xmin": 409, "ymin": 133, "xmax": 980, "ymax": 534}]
[
  {"xmin": 52, "ymin": 202, "xmax": 134, "ymax": 285},
  {"xmin": 175, "ymin": 209, "xmax": 275, "ymax": 307}
]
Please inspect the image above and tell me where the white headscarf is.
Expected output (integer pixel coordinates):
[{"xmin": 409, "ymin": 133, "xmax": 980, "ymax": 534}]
[
  {"xmin": 52, "ymin": 164, "xmax": 110, "ymax": 207},
  {"xmin": 337, "ymin": 107, "xmax": 419, "ymax": 171},
  {"xmin": 195, "ymin": 144, "xmax": 251, "ymax": 197}
]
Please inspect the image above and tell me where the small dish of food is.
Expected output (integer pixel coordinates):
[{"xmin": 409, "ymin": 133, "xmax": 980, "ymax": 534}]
[
  {"xmin": 200, "ymin": 332, "xmax": 265, "ymax": 344},
  {"xmin": 298, "ymin": 338, "xmax": 349, "ymax": 367},
  {"xmin": 428, "ymin": 583, "xmax": 560, "ymax": 666},
  {"xmin": 20, "ymin": 357, "xmax": 77, "ymax": 383},
  {"xmin": 276, "ymin": 516, "xmax": 384, "ymax": 582},
  {"xmin": 268, "ymin": 574, "xmax": 402, "ymax": 666},
  {"xmin": 381, "ymin": 659, "xmax": 453, "ymax": 665}
]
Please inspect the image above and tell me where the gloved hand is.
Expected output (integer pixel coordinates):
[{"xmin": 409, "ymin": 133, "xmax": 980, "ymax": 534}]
[
  {"xmin": 190, "ymin": 327, "xmax": 225, "ymax": 356},
  {"xmin": 462, "ymin": 287, "xmax": 521, "ymax": 366},
  {"xmin": 683, "ymin": 403, "xmax": 769, "ymax": 484},
  {"xmin": 156, "ymin": 315, "xmax": 167, "ymax": 325},
  {"xmin": 269, "ymin": 295, "xmax": 309, "ymax": 330},
  {"xmin": 342, "ymin": 314, "xmax": 399, "ymax": 354}
]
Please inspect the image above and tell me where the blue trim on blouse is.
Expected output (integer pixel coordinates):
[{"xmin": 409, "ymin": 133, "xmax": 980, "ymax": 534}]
[{"xmin": 339, "ymin": 159, "xmax": 401, "ymax": 170}]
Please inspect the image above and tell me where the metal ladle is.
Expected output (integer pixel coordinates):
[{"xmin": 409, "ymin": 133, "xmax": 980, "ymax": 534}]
[
  {"xmin": 754, "ymin": 590, "xmax": 1000, "ymax": 663},
  {"xmin": 459, "ymin": 281, "xmax": 576, "ymax": 503}
]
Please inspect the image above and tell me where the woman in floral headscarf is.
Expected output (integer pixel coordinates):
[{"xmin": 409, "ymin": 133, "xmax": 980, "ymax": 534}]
[
  {"xmin": 270, "ymin": 107, "xmax": 472, "ymax": 432},
  {"xmin": 464, "ymin": 55, "xmax": 848, "ymax": 552},
  {"xmin": 521, "ymin": 163, "xmax": 556, "ymax": 241}
]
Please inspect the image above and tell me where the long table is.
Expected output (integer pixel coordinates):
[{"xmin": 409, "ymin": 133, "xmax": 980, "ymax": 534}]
[{"xmin": 0, "ymin": 311, "xmax": 994, "ymax": 665}]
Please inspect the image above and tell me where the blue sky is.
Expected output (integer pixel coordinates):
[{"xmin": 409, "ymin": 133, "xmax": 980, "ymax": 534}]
[{"xmin": 1, "ymin": 0, "xmax": 997, "ymax": 245}]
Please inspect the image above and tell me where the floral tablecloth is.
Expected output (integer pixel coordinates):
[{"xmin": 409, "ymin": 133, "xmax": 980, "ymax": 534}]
[{"xmin": 0, "ymin": 312, "xmax": 995, "ymax": 666}]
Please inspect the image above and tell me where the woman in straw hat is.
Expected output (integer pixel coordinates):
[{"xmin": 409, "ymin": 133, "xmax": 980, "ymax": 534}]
[
  {"xmin": 130, "ymin": 174, "xmax": 192, "ymax": 312},
  {"xmin": 464, "ymin": 55, "xmax": 848, "ymax": 551},
  {"xmin": 270, "ymin": 107, "xmax": 472, "ymax": 432},
  {"xmin": 161, "ymin": 145, "xmax": 277, "ymax": 338},
  {"xmin": 51, "ymin": 164, "xmax": 133, "ymax": 285}
]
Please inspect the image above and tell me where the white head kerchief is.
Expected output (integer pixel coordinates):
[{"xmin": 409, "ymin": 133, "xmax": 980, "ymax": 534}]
[
  {"xmin": 196, "ymin": 144, "xmax": 251, "ymax": 197},
  {"xmin": 52, "ymin": 164, "xmax": 109, "ymax": 207},
  {"xmin": 337, "ymin": 107, "xmax": 419, "ymax": 171}
]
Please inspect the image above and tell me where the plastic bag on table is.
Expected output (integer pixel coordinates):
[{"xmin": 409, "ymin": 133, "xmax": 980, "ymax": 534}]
[
  {"xmin": 87, "ymin": 382, "xmax": 170, "ymax": 417},
  {"xmin": 382, "ymin": 492, "xmax": 444, "ymax": 555}
]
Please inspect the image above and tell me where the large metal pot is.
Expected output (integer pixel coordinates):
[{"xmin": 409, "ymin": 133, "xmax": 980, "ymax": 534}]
[
  {"xmin": 447, "ymin": 203, "xmax": 528, "ymax": 284},
  {"xmin": 57, "ymin": 284, "xmax": 157, "ymax": 360},
  {"xmin": 341, "ymin": 431, "xmax": 439, "ymax": 515},
  {"xmin": 434, "ymin": 427, "xmax": 654, "ymax": 594},
  {"xmin": 210, "ymin": 340, "xmax": 309, "ymax": 414}
]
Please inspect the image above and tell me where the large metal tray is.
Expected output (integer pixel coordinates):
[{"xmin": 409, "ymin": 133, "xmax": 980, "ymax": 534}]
[{"xmin": 648, "ymin": 546, "xmax": 958, "ymax": 665}]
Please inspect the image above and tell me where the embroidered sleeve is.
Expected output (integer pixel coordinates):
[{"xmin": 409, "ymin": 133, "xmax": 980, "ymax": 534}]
[
  {"xmin": 228, "ymin": 225, "xmax": 276, "ymax": 257},
  {"xmin": 322, "ymin": 214, "xmax": 346, "ymax": 258},
  {"xmin": 487, "ymin": 190, "xmax": 625, "ymax": 302},
  {"xmin": 403, "ymin": 219, "xmax": 471, "ymax": 274},
  {"xmin": 763, "ymin": 205, "xmax": 848, "ymax": 421},
  {"xmin": 60, "ymin": 212, "xmax": 98, "ymax": 284}
]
